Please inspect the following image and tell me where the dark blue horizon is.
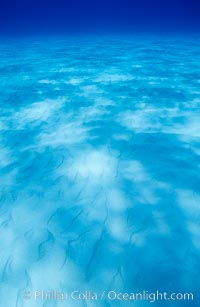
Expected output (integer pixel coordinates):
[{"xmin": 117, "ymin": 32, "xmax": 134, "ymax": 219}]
[{"xmin": 0, "ymin": 0, "xmax": 200, "ymax": 35}]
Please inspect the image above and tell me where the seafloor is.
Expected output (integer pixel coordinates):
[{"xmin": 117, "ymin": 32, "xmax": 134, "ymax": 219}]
[{"xmin": 0, "ymin": 36, "xmax": 200, "ymax": 306}]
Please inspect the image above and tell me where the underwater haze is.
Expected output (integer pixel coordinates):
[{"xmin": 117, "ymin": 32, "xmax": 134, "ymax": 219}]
[
  {"xmin": 1, "ymin": 0, "xmax": 200, "ymax": 34},
  {"xmin": 0, "ymin": 1, "xmax": 200, "ymax": 307}
]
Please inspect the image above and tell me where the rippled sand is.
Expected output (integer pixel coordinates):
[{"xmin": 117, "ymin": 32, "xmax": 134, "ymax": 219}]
[{"xmin": 0, "ymin": 36, "xmax": 200, "ymax": 306}]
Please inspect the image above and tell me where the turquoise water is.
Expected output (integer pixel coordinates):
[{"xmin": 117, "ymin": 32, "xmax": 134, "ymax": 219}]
[{"xmin": 0, "ymin": 36, "xmax": 200, "ymax": 306}]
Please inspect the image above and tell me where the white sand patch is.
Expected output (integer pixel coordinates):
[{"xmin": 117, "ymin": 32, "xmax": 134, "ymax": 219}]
[
  {"xmin": 39, "ymin": 79, "xmax": 59, "ymax": 84},
  {"xmin": 16, "ymin": 97, "xmax": 66, "ymax": 126}
]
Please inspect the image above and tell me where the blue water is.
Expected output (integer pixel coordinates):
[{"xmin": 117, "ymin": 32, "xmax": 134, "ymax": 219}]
[{"xmin": 0, "ymin": 36, "xmax": 200, "ymax": 307}]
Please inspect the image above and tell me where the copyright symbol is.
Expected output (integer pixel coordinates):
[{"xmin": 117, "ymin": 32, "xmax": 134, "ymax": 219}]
[{"xmin": 23, "ymin": 291, "xmax": 32, "ymax": 300}]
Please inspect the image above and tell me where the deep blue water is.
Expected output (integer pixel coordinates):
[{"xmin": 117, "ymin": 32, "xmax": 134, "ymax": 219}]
[
  {"xmin": 0, "ymin": 35, "xmax": 200, "ymax": 306},
  {"xmin": 1, "ymin": 0, "xmax": 200, "ymax": 34}
]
